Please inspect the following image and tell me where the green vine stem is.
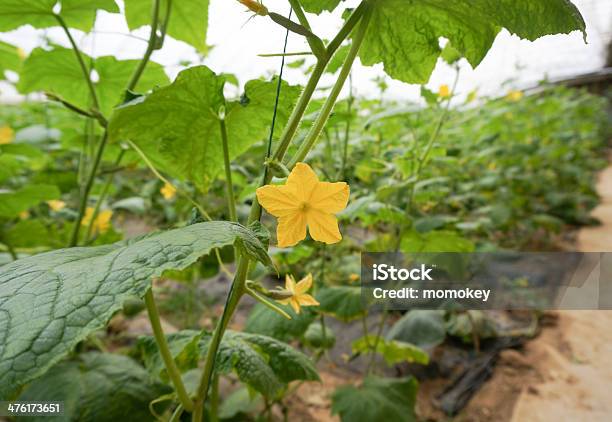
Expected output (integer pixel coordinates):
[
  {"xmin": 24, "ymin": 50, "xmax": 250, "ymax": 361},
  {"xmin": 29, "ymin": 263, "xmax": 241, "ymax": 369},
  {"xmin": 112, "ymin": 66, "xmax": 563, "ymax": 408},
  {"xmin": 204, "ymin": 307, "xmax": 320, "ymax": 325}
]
[
  {"xmin": 339, "ymin": 72, "xmax": 354, "ymax": 179},
  {"xmin": 247, "ymin": 3, "xmax": 368, "ymax": 223},
  {"xmin": 219, "ymin": 117, "xmax": 237, "ymax": 222},
  {"xmin": 245, "ymin": 285, "xmax": 292, "ymax": 319},
  {"xmin": 395, "ymin": 65, "xmax": 460, "ymax": 249},
  {"xmin": 2, "ymin": 242, "xmax": 18, "ymax": 261},
  {"xmin": 286, "ymin": 0, "xmax": 326, "ymax": 59},
  {"xmin": 84, "ymin": 149, "xmax": 125, "ymax": 242},
  {"xmin": 53, "ymin": 14, "xmax": 100, "ymax": 111},
  {"xmin": 69, "ymin": 131, "xmax": 109, "ymax": 246},
  {"xmin": 192, "ymin": 4, "xmax": 372, "ymax": 419},
  {"xmin": 366, "ymin": 310, "xmax": 388, "ymax": 374},
  {"xmin": 269, "ymin": 58, "xmax": 327, "ymax": 165},
  {"xmin": 169, "ymin": 404, "xmax": 184, "ymax": 422},
  {"xmin": 144, "ymin": 289, "xmax": 194, "ymax": 412},
  {"xmin": 69, "ymin": 0, "xmax": 164, "ymax": 246},
  {"xmin": 271, "ymin": 1, "xmax": 367, "ymax": 166},
  {"xmin": 127, "ymin": 0, "xmax": 161, "ymax": 92},
  {"xmin": 288, "ymin": 5, "xmax": 372, "ymax": 168},
  {"xmin": 55, "ymin": 11, "xmax": 104, "ymax": 247},
  {"xmin": 192, "ymin": 258, "xmax": 249, "ymax": 421}
]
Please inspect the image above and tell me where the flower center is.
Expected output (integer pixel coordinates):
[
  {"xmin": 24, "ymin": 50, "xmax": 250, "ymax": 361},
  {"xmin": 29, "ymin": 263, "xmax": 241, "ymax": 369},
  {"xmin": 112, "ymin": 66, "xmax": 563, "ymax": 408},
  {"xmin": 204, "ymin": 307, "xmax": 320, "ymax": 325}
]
[{"xmin": 298, "ymin": 202, "xmax": 310, "ymax": 212}]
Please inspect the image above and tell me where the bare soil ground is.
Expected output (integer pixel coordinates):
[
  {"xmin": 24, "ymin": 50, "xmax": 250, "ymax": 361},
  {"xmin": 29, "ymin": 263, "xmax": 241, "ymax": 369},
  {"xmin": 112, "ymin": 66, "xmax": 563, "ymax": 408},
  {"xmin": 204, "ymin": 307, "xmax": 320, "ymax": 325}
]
[{"xmin": 507, "ymin": 160, "xmax": 612, "ymax": 422}]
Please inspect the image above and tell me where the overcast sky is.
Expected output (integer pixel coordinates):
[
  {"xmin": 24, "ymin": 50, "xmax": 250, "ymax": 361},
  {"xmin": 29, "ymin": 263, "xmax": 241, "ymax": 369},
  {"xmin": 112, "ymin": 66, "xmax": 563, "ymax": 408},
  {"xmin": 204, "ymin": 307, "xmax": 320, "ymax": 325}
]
[{"xmin": 0, "ymin": 0, "xmax": 610, "ymax": 103}]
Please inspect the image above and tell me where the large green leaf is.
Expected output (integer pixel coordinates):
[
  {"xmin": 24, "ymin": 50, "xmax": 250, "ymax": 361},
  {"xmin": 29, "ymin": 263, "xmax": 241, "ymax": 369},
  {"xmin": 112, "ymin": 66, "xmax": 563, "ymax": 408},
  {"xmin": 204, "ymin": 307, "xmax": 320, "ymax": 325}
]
[
  {"xmin": 0, "ymin": 41, "xmax": 21, "ymax": 79},
  {"xmin": 17, "ymin": 47, "xmax": 169, "ymax": 116},
  {"xmin": 0, "ymin": 220, "xmax": 52, "ymax": 249},
  {"xmin": 138, "ymin": 329, "xmax": 319, "ymax": 398},
  {"xmin": 244, "ymin": 302, "xmax": 316, "ymax": 341},
  {"xmin": 219, "ymin": 386, "xmax": 264, "ymax": 419},
  {"xmin": 331, "ymin": 376, "xmax": 419, "ymax": 422},
  {"xmin": 0, "ymin": 144, "xmax": 48, "ymax": 184},
  {"xmin": 352, "ymin": 335, "xmax": 429, "ymax": 366},
  {"xmin": 124, "ymin": 0, "xmax": 210, "ymax": 53},
  {"xmin": 0, "ymin": 184, "xmax": 61, "ymax": 218},
  {"xmin": 300, "ymin": 0, "xmax": 342, "ymax": 14},
  {"xmin": 202, "ymin": 331, "xmax": 320, "ymax": 397},
  {"xmin": 108, "ymin": 66, "xmax": 301, "ymax": 190},
  {"xmin": 316, "ymin": 285, "xmax": 364, "ymax": 321},
  {"xmin": 0, "ymin": 143, "xmax": 47, "ymax": 183},
  {"xmin": 0, "ymin": 221, "xmax": 271, "ymax": 398},
  {"xmin": 0, "ymin": 155, "xmax": 25, "ymax": 183},
  {"xmin": 359, "ymin": 0, "xmax": 586, "ymax": 83},
  {"xmin": 18, "ymin": 353, "xmax": 171, "ymax": 422},
  {"xmin": 386, "ymin": 310, "xmax": 446, "ymax": 349},
  {"xmin": 304, "ymin": 321, "xmax": 336, "ymax": 349},
  {"xmin": 0, "ymin": 0, "xmax": 119, "ymax": 33}
]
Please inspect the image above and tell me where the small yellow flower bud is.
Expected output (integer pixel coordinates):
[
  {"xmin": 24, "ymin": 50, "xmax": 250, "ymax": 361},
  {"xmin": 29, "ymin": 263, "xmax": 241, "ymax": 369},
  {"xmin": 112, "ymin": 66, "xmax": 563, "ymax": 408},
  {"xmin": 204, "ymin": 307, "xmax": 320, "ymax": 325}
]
[
  {"xmin": 0, "ymin": 126, "xmax": 14, "ymax": 145},
  {"xmin": 82, "ymin": 207, "xmax": 113, "ymax": 234},
  {"xmin": 506, "ymin": 90, "xmax": 523, "ymax": 101},
  {"xmin": 47, "ymin": 200, "xmax": 66, "ymax": 211},
  {"xmin": 160, "ymin": 182, "xmax": 177, "ymax": 200},
  {"xmin": 438, "ymin": 84, "xmax": 450, "ymax": 98}
]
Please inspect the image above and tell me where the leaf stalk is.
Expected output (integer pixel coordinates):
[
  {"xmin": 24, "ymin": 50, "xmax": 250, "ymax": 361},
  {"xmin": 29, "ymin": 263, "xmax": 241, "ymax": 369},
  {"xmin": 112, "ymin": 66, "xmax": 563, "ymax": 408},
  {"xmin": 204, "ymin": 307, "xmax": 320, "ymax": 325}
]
[
  {"xmin": 144, "ymin": 289, "xmax": 194, "ymax": 412},
  {"xmin": 288, "ymin": 5, "xmax": 372, "ymax": 167},
  {"xmin": 126, "ymin": 0, "xmax": 161, "ymax": 92}
]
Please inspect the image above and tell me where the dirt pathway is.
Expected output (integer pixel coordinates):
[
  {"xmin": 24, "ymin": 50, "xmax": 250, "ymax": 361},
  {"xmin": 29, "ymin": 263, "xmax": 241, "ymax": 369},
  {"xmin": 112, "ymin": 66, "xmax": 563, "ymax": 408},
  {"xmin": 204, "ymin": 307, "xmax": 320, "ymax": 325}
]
[{"xmin": 508, "ymin": 159, "xmax": 612, "ymax": 421}]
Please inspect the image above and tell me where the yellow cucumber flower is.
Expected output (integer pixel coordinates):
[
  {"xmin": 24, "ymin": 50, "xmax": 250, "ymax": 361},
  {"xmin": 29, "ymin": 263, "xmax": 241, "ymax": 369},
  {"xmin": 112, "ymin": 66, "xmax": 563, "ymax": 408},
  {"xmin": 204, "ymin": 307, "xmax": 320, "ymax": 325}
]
[
  {"xmin": 82, "ymin": 207, "xmax": 113, "ymax": 233},
  {"xmin": 0, "ymin": 126, "xmax": 14, "ymax": 145},
  {"xmin": 276, "ymin": 274, "xmax": 319, "ymax": 314},
  {"xmin": 438, "ymin": 84, "xmax": 450, "ymax": 98},
  {"xmin": 256, "ymin": 162, "xmax": 349, "ymax": 247},
  {"xmin": 160, "ymin": 182, "xmax": 177, "ymax": 200},
  {"xmin": 47, "ymin": 200, "xmax": 66, "ymax": 211}
]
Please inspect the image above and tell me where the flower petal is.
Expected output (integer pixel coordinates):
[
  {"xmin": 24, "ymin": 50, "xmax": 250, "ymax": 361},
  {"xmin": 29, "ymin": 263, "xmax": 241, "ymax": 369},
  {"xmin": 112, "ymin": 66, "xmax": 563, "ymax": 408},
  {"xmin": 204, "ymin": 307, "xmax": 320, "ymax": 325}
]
[
  {"xmin": 285, "ymin": 274, "xmax": 296, "ymax": 293},
  {"xmin": 287, "ymin": 162, "xmax": 319, "ymax": 202},
  {"xmin": 277, "ymin": 212, "xmax": 307, "ymax": 247},
  {"xmin": 256, "ymin": 184, "xmax": 300, "ymax": 217},
  {"xmin": 296, "ymin": 294, "xmax": 320, "ymax": 307},
  {"xmin": 290, "ymin": 298, "xmax": 301, "ymax": 314},
  {"xmin": 306, "ymin": 209, "xmax": 342, "ymax": 244},
  {"xmin": 295, "ymin": 273, "xmax": 313, "ymax": 295},
  {"xmin": 310, "ymin": 181, "xmax": 349, "ymax": 214}
]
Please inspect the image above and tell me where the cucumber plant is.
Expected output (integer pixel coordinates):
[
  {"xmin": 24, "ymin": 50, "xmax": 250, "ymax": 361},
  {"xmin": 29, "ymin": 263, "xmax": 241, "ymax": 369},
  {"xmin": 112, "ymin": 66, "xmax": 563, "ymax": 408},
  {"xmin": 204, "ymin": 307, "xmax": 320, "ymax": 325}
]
[{"xmin": 0, "ymin": 0, "xmax": 588, "ymax": 421}]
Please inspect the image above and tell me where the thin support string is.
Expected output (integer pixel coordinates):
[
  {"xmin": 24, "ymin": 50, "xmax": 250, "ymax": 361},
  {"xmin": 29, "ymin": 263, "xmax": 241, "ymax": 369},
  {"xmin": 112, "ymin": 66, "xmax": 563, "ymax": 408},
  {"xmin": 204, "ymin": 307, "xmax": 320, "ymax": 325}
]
[{"xmin": 265, "ymin": 8, "xmax": 293, "ymax": 164}]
